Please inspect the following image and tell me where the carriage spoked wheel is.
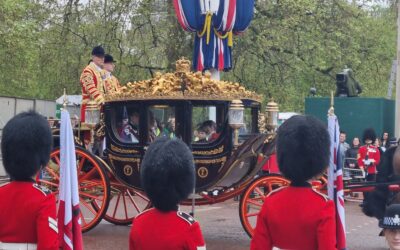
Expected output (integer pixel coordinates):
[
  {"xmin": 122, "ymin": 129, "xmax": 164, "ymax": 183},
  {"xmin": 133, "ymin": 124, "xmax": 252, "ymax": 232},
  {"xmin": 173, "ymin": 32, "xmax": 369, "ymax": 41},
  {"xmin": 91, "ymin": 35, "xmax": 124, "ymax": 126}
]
[
  {"xmin": 38, "ymin": 147, "xmax": 110, "ymax": 233},
  {"xmin": 239, "ymin": 174, "xmax": 290, "ymax": 238},
  {"xmin": 92, "ymin": 180, "xmax": 152, "ymax": 225}
]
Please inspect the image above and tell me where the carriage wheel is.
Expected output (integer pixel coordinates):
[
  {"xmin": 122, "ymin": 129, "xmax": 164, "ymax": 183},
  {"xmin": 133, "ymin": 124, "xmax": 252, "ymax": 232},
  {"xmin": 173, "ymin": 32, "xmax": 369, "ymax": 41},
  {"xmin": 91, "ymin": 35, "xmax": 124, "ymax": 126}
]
[
  {"xmin": 38, "ymin": 147, "xmax": 110, "ymax": 233},
  {"xmin": 239, "ymin": 174, "xmax": 290, "ymax": 238},
  {"xmin": 92, "ymin": 180, "xmax": 152, "ymax": 225}
]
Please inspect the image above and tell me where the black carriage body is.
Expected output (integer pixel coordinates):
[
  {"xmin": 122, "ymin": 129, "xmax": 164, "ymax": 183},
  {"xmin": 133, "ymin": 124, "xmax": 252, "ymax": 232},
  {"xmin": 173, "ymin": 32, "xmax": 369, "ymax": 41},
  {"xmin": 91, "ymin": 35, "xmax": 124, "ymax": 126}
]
[{"xmin": 103, "ymin": 99, "xmax": 263, "ymax": 192}]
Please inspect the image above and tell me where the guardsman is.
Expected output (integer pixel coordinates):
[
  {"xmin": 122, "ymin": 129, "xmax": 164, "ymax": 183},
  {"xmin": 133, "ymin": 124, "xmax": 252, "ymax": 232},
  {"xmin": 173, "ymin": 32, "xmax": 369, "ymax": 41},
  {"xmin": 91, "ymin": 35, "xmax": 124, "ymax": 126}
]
[
  {"xmin": 358, "ymin": 128, "xmax": 381, "ymax": 182},
  {"xmin": 103, "ymin": 54, "xmax": 121, "ymax": 94},
  {"xmin": 129, "ymin": 138, "xmax": 206, "ymax": 250},
  {"xmin": 251, "ymin": 115, "xmax": 336, "ymax": 250},
  {"xmin": 80, "ymin": 45, "xmax": 106, "ymax": 122},
  {"xmin": 0, "ymin": 111, "xmax": 58, "ymax": 250}
]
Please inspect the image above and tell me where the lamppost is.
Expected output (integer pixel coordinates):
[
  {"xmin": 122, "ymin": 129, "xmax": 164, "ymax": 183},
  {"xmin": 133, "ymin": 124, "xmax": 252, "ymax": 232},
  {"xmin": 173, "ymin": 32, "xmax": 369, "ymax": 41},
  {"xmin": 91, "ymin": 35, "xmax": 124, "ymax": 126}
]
[
  {"xmin": 265, "ymin": 99, "xmax": 279, "ymax": 132},
  {"xmin": 84, "ymin": 100, "xmax": 101, "ymax": 146},
  {"xmin": 229, "ymin": 99, "xmax": 245, "ymax": 147}
]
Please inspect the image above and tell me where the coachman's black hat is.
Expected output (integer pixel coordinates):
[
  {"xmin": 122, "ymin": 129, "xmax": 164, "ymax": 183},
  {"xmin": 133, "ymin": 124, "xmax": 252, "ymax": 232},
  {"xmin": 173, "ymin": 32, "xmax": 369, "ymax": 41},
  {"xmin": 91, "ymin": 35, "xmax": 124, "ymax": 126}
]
[
  {"xmin": 92, "ymin": 46, "xmax": 105, "ymax": 57},
  {"xmin": 104, "ymin": 54, "xmax": 116, "ymax": 64},
  {"xmin": 379, "ymin": 204, "xmax": 400, "ymax": 229}
]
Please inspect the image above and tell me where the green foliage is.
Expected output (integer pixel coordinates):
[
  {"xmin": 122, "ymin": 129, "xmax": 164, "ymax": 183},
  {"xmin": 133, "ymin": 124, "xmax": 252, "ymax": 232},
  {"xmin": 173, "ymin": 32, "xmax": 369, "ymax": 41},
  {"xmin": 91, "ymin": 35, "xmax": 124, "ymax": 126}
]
[{"xmin": 0, "ymin": 0, "xmax": 396, "ymax": 112}]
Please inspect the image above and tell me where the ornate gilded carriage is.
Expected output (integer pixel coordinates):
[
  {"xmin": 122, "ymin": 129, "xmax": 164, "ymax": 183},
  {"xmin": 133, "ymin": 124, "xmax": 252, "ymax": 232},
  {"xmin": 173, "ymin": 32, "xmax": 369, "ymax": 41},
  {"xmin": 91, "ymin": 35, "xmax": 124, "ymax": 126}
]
[{"xmin": 39, "ymin": 59, "xmax": 280, "ymax": 237}]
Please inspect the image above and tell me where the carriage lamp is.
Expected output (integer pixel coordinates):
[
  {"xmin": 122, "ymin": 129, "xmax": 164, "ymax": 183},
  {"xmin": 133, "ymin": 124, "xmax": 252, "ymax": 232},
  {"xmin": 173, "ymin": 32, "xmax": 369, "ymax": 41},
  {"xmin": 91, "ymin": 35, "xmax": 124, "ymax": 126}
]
[
  {"xmin": 84, "ymin": 100, "xmax": 101, "ymax": 144},
  {"xmin": 265, "ymin": 99, "xmax": 279, "ymax": 132},
  {"xmin": 229, "ymin": 99, "xmax": 245, "ymax": 147}
]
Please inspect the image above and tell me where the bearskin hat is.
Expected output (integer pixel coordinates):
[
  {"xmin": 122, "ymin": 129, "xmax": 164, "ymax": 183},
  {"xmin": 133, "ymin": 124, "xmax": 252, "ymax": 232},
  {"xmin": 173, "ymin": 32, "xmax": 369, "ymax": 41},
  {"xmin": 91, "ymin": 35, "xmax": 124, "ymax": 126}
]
[
  {"xmin": 91, "ymin": 46, "xmax": 105, "ymax": 57},
  {"xmin": 2, "ymin": 111, "xmax": 52, "ymax": 181},
  {"xmin": 140, "ymin": 137, "xmax": 195, "ymax": 211},
  {"xmin": 276, "ymin": 115, "xmax": 330, "ymax": 184},
  {"xmin": 362, "ymin": 128, "xmax": 377, "ymax": 143},
  {"xmin": 104, "ymin": 54, "xmax": 116, "ymax": 64}
]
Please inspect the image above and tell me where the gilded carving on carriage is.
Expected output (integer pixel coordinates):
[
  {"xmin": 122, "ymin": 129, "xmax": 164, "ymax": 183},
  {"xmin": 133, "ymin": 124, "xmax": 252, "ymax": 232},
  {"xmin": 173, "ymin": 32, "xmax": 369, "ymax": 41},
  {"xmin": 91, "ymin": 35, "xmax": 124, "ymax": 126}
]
[
  {"xmin": 105, "ymin": 58, "xmax": 262, "ymax": 103},
  {"xmin": 110, "ymin": 144, "xmax": 140, "ymax": 154},
  {"xmin": 192, "ymin": 146, "xmax": 224, "ymax": 156}
]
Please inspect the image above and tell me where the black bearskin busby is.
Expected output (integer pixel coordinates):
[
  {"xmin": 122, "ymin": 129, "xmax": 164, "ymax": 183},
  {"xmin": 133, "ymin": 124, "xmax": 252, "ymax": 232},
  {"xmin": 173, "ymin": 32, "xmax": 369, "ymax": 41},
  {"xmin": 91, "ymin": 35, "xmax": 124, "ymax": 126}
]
[
  {"xmin": 276, "ymin": 115, "xmax": 330, "ymax": 184},
  {"xmin": 2, "ymin": 111, "xmax": 52, "ymax": 181},
  {"xmin": 363, "ymin": 146, "xmax": 400, "ymax": 219},
  {"xmin": 140, "ymin": 137, "xmax": 195, "ymax": 211},
  {"xmin": 362, "ymin": 128, "xmax": 377, "ymax": 144},
  {"xmin": 91, "ymin": 46, "xmax": 105, "ymax": 57},
  {"xmin": 104, "ymin": 54, "xmax": 116, "ymax": 64}
]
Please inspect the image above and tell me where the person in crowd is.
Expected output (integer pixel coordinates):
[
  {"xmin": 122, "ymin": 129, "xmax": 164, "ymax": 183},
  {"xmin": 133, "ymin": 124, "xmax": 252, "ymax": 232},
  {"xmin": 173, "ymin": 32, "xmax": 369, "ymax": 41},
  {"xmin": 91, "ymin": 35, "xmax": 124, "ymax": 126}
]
[
  {"xmin": 375, "ymin": 138, "xmax": 385, "ymax": 154},
  {"xmin": 358, "ymin": 128, "xmax": 381, "ymax": 182},
  {"xmin": 129, "ymin": 137, "xmax": 206, "ymax": 250},
  {"xmin": 103, "ymin": 54, "xmax": 121, "ymax": 94},
  {"xmin": 345, "ymin": 137, "xmax": 360, "ymax": 169},
  {"xmin": 363, "ymin": 146, "xmax": 400, "ymax": 220},
  {"xmin": 339, "ymin": 131, "xmax": 350, "ymax": 167},
  {"xmin": 378, "ymin": 203, "xmax": 400, "ymax": 250},
  {"xmin": 0, "ymin": 111, "xmax": 58, "ymax": 249},
  {"xmin": 391, "ymin": 137, "xmax": 399, "ymax": 148},
  {"xmin": 382, "ymin": 132, "xmax": 390, "ymax": 150},
  {"xmin": 251, "ymin": 115, "xmax": 336, "ymax": 250}
]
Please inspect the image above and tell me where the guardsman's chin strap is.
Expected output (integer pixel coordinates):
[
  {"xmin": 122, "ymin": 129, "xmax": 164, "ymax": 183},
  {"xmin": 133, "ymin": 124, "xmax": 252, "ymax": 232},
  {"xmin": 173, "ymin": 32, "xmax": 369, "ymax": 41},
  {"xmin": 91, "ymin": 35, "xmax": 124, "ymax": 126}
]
[{"xmin": 190, "ymin": 188, "xmax": 195, "ymax": 217}]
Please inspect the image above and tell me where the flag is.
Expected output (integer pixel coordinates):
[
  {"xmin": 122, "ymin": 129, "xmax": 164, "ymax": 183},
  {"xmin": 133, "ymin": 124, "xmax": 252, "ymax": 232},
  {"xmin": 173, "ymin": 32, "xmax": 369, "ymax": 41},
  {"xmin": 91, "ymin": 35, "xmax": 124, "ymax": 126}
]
[
  {"xmin": 173, "ymin": 0, "xmax": 254, "ymax": 71},
  {"xmin": 327, "ymin": 114, "xmax": 346, "ymax": 250},
  {"xmin": 58, "ymin": 109, "xmax": 83, "ymax": 250}
]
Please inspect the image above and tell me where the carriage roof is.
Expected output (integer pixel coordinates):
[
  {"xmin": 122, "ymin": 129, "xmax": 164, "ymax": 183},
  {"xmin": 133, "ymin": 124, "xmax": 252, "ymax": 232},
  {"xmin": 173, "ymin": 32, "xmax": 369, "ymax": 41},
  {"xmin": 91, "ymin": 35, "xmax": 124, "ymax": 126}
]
[{"xmin": 104, "ymin": 58, "xmax": 262, "ymax": 103}]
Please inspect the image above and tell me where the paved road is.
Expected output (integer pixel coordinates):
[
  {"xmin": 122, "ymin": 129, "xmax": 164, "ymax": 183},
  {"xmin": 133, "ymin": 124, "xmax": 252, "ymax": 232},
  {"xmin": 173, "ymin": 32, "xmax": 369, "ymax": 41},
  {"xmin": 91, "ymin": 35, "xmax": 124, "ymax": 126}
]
[{"xmin": 83, "ymin": 199, "xmax": 388, "ymax": 250}]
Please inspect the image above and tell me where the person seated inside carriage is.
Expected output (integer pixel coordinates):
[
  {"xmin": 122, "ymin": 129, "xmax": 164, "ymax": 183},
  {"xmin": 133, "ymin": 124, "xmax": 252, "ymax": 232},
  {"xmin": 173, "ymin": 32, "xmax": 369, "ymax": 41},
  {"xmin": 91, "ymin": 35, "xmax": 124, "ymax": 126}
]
[
  {"xmin": 0, "ymin": 111, "xmax": 58, "ymax": 250},
  {"xmin": 162, "ymin": 117, "xmax": 176, "ymax": 139},
  {"xmin": 195, "ymin": 125, "xmax": 208, "ymax": 143},
  {"xmin": 202, "ymin": 120, "xmax": 219, "ymax": 142},
  {"xmin": 118, "ymin": 107, "xmax": 139, "ymax": 143},
  {"xmin": 129, "ymin": 137, "xmax": 206, "ymax": 250},
  {"xmin": 251, "ymin": 115, "xmax": 336, "ymax": 250}
]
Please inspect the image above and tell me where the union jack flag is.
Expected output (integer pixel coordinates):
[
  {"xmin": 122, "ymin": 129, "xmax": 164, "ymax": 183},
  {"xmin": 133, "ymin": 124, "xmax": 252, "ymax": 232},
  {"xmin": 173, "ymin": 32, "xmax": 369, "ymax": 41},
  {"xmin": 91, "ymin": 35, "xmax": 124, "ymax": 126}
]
[{"xmin": 327, "ymin": 114, "xmax": 347, "ymax": 250}]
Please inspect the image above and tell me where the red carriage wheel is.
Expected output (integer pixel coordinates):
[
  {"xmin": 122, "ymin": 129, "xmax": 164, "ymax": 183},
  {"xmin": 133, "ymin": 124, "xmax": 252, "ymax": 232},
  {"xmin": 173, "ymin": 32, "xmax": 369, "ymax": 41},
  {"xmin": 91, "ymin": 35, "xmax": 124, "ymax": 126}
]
[
  {"xmin": 92, "ymin": 180, "xmax": 152, "ymax": 225},
  {"xmin": 38, "ymin": 147, "xmax": 110, "ymax": 233},
  {"xmin": 239, "ymin": 174, "xmax": 290, "ymax": 238}
]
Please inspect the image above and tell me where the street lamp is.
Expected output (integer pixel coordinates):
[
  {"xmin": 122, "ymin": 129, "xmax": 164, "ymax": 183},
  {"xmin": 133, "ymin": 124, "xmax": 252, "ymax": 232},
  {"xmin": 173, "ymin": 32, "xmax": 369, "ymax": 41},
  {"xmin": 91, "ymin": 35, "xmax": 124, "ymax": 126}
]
[
  {"xmin": 84, "ymin": 100, "xmax": 101, "ymax": 144},
  {"xmin": 265, "ymin": 98, "xmax": 279, "ymax": 132},
  {"xmin": 229, "ymin": 99, "xmax": 245, "ymax": 147}
]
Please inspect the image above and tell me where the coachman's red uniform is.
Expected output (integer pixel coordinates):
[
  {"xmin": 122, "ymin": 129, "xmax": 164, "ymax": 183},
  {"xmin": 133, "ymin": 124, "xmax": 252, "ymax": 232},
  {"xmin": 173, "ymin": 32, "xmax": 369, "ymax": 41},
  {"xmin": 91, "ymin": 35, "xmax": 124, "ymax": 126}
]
[
  {"xmin": 80, "ymin": 62, "xmax": 105, "ymax": 122},
  {"xmin": 251, "ymin": 184, "xmax": 336, "ymax": 250},
  {"xmin": 0, "ymin": 181, "xmax": 58, "ymax": 250},
  {"xmin": 129, "ymin": 208, "xmax": 206, "ymax": 250},
  {"xmin": 357, "ymin": 145, "xmax": 380, "ymax": 174}
]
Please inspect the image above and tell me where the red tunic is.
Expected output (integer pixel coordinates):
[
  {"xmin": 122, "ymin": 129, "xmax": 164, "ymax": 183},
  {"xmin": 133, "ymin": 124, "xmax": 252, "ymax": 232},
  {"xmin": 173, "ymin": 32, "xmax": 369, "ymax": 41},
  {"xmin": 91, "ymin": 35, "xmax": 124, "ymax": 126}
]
[
  {"xmin": 80, "ymin": 62, "xmax": 104, "ymax": 122},
  {"xmin": 251, "ymin": 185, "xmax": 337, "ymax": 250},
  {"xmin": 357, "ymin": 145, "xmax": 381, "ymax": 174},
  {"xmin": 0, "ymin": 181, "xmax": 59, "ymax": 250},
  {"xmin": 129, "ymin": 208, "xmax": 206, "ymax": 250}
]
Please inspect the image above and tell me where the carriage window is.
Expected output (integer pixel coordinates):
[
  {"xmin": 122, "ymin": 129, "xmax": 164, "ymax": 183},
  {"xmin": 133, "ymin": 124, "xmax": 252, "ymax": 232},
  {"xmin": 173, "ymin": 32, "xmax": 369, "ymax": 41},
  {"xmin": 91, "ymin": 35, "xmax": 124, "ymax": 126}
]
[
  {"xmin": 148, "ymin": 105, "xmax": 176, "ymax": 143},
  {"xmin": 240, "ymin": 108, "xmax": 253, "ymax": 135},
  {"xmin": 115, "ymin": 105, "xmax": 140, "ymax": 144},
  {"xmin": 192, "ymin": 106, "xmax": 219, "ymax": 143}
]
